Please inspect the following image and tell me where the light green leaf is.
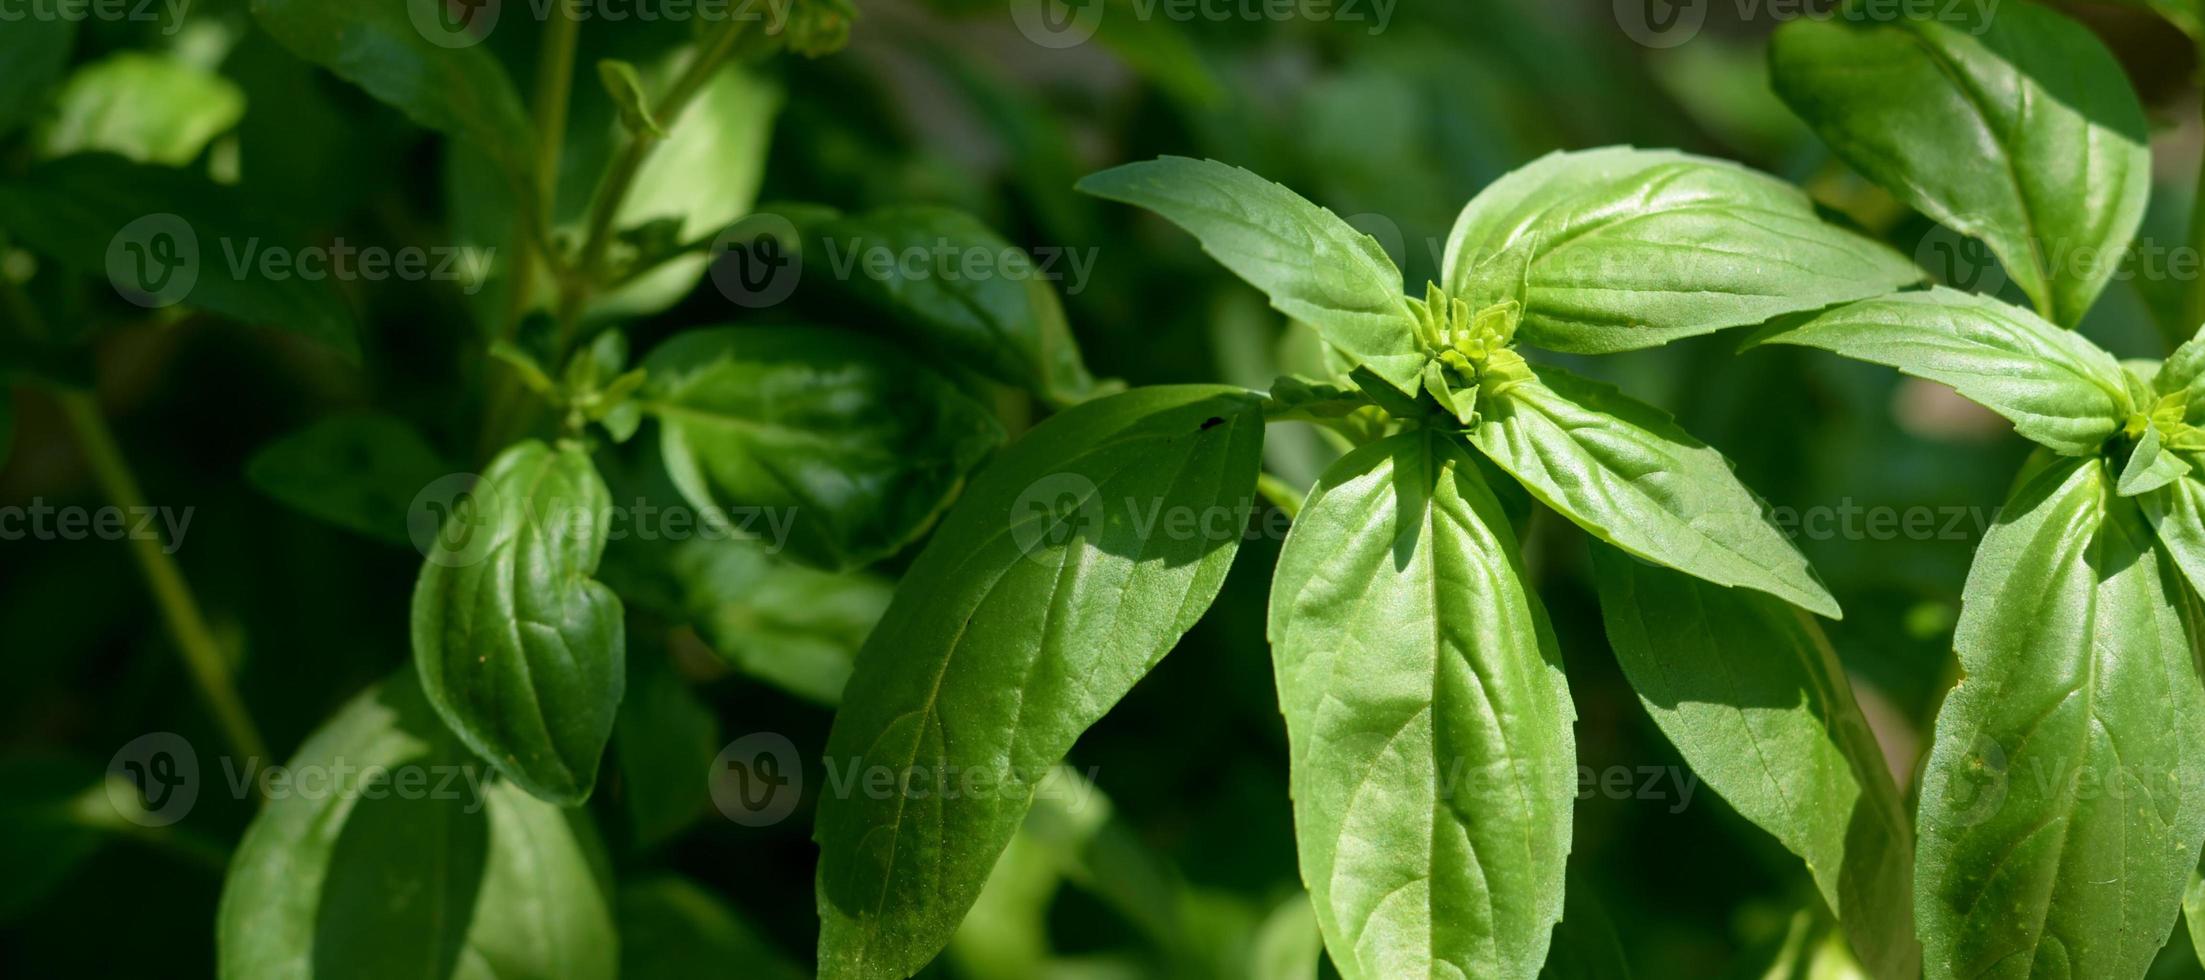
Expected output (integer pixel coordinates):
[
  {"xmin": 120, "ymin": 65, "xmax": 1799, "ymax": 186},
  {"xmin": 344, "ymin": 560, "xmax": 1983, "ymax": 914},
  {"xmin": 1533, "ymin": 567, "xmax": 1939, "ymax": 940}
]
[
  {"xmin": 612, "ymin": 654, "xmax": 719, "ymax": 850},
  {"xmin": 1268, "ymin": 431, "xmax": 1575, "ymax": 980},
  {"xmin": 1536, "ymin": 884, "xmax": 1631, "ymax": 980},
  {"xmin": 217, "ymin": 672, "xmax": 617, "ymax": 980},
  {"xmin": 250, "ymin": 0, "xmax": 535, "ymax": 187},
  {"xmin": 1749, "ymin": 287, "xmax": 2131, "ymax": 456},
  {"xmin": 1591, "ymin": 547, "xmax": 1915, "ymax": 978},
  {"xmin": 40, "ymin": 52, "xmax": 244, "ymax": 165},
  {"xmin": 641, "ymin": 326, "xmax": 1004, "ymax": 572},
  {"xmin": 0, "ymin": 155, "xmax": 359, "ymax": 359},
  {"xmin": 2118, "ymin": 423, "xmax": 2190, "ymax": 497},
  {"xmin": 1915, "ymin": 458, "xmax": 2205, "ymax": 979},
  {"xmin": 1769, "ymin": 4, "xmax": 2150, "ymax": 326},
  {"xmin": 597, "ymin": 59, "xmax": 662, "ymax": 138},
  {"xmin": 0, "ymin": 18, "xmax": 73, "ymax": 139},
  {"xmin": 810, "ymin": 205, "xmax": 1103, "ymax": 404},
  {"xmin": 670, "ymin": 539, "xmax": 891, "ymax": 705},
  {"xmin": 1077, "ymin": 157, "xmax": 1423, "ymax": 393},
  {"xmin": 1440, "ymin": 146, "xmax": 1919, "ymax": 354},
  {"xmin": 2144, "ymin": 478, "xmax": 2205, "ymax": 600},
  {"xmin": 411, "ymin": 440, "xmax": 625, "ymax": 806},
  {"xmin": 246, "ymin": 413, "xmax": 447, "ymax": 545},
  {"xmin": 1250, "ymin": 893, "xmax": 1324, "ymax": 980},
  {"xmin": 1467, "ymin": 360, "xmax": 1839, "ymax": 617},
  {"xmin": 814, "ymin": 385, "xmax": 1265, "ymax": 980},
  {"xmin": 621, "ymin": 876, "xmax": 805, "ymax": 980}
]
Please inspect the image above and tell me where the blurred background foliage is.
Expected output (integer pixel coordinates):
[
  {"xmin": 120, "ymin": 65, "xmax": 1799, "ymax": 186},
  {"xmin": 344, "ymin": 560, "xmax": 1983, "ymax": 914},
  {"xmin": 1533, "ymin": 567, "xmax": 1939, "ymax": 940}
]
[{"xmin": 5, "ymin": 0, "xmax": 2205, "ymax": 976}]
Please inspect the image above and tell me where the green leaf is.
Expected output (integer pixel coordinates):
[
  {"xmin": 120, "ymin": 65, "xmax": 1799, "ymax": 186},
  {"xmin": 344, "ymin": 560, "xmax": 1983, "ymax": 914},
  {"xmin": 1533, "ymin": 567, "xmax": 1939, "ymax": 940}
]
[
  {"xmin": 597, "ymin": 59, "xmax": 663, "ymax": 138},
  {"xmin": 0, "ymin": 155, "xmax": 359, "ymax": 359},
  {"xmin": 620, "ymin": 876, "xmax": 806, "ymax": 980},
  {"xmin": 246, "ymin": 413, "xmax": 448, "ymax": 545},
  {"xmin": 411, "ymin": 440, "xmax": 625, "ymax": 806},
  {"xmin": 810, "ymin": 206, "xmax": 1103, "ymax": 404},
  {"xmin": 1747, "ymin": 288, "xmax": 2131, "ymax": 456},
  {"xmin": 1076, "ymin": 157, "xmax": 1423, "ymax": 393},
  {"xmin": 1268, "ymin": 431, "xmax": 1574, "ymax": 980},
  {"xmin": 670, "ymin": 539, "xmax": 892, "ymax": 705},
  {"xmin": 39, "ymin": 52, "xmax": 244, "ymax": 165},
  {"xmin": 1250, "ymin": 893, "xmax": 1324, "ymax": 980},
  {"xmin": 1914, "ymin": 458, "xmax": 2205, "ymax": 979},
  {"xmin": 2119, "ymin": 423, "xmax": 2191, "ymax": 497},
  {"xmin": 217, "ymin": 672, "xmax": 617, "ymax": 980},
  {"xmin": 1467, "ymin": 360, "xmax": 1839, "ymax": 618},
  {"xmin": 249, "ymin": 0, "xmax": 535, "ymax": 188},
  {"xmin": 0, "ymin": 18, "xmax": 73, "ymax": 139},
  {"xmin": 1440, "ymin": 146, "xmax": 1919, "ymax": 354},
  {"xmin": 1590, "ymin": 547, "xmax": 1915, "ymax": 977},
  {"xmin": 813, "ymin": 385, "xmax": 1265, "ymax": 980},
  {"xmin": 2144, "ymin": 478, "xmax": 2205, "ymax": 600},
  {"xmin": 1769, "ymin": 4, "xmax": 2150, "ymax": 326},
  {"xmin": 641, "ymin": 326, "xmax": 1004, "ymax": 572},
  {"xmin": 613, "ymin": 654, "xmax": 720, "ymax": 850}
]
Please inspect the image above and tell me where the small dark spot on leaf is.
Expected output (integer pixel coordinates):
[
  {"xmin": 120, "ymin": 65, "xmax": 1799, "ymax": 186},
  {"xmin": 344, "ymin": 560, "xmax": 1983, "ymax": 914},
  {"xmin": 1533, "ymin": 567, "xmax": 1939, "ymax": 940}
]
[{"xmin": 1199, "ymin": 416, "xmax": 1224, "ymax": 430}]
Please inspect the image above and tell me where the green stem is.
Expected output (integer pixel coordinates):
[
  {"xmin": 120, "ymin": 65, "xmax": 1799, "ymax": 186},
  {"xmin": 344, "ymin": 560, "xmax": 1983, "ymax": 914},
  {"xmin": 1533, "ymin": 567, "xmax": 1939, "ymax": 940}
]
[
  {"xmin": 57, "ymin": 390, "xmax": 270, "ymax": 769},
  {"xmin": 2186, "ymin": 93, "xmax": 2205, "ymax": 347}
]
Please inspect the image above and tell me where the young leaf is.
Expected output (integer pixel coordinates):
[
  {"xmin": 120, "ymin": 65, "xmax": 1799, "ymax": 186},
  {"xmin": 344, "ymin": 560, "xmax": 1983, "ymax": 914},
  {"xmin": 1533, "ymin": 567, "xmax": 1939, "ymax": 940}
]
[
  {"xmin": 1440, "ymin": 146, "xmax": 1919, "ymax": 354},
  {"xmin": 249, "ymin": 0, "xmax": 535, "ymax": 188},
  {"xmin": 598, "ymin": 60, "xmax": 663, "ymax": 138},
  {"xmin": 412, "ymin": 440, "xmax": 625, "ymax": 806},
  {"xmin": 1467, "ymin": 360, "xmax": 1840, "ymax": 618},
  {"xmin": 1590, "ymin": 547, "xmax": 1915, "ymax": 977},
  {"xmin": 1747, "ymin": 288, "xmax": 2132, "ymax": 456},
  {"xmin": 641, "ymin": 326, "xmax": 1004, "ymax": 572},
  {"xmin": 2143, "ymin": 478, "xmax": 2205, "ymax": 600},
  {"xmin": 1268, "ymin": 431, "xmax": 1575, "ymax": 980},
  {"xmin": 670, "ymin": 539, "xmax": 892, "ymax": 705},
  {"xmin": 246, "ymin": 413, "xmax": 448, "ymax": 545},
  {"xmin": 621, "ymin": 876, "xmax": 807, "ymax": 980},
  {"xmin": 2118, "ymin": 423, "xmax": 2190, "ymax": 497},
  {"xmin": 217, "ymin": 673, "xmax": 617, "ymax": 980},
  {"xmin": 1769, "ymin": 4, "xmax": 2150, "ymax": 326},
  {"xmin": 39, "ymin": 52, "xmax": 244, "ymax": 166},
  {"xmin": 1076, "ymin": 157, "xmax": 1424, "ymax": 393},
  {"xmin": 0, "ymin": 155, "xmax": 359, "ymax": 359},
  {"xmin": 813, "ymin": 385, "xmax": 1265, "ymax": 979},
  {"xmin": 1915, "ymin": 458, "xmax": 2205, "ymax": 980},
  {"xmin": 810, "ymin": 206, "xmax": 1104, "ymax": 404}
]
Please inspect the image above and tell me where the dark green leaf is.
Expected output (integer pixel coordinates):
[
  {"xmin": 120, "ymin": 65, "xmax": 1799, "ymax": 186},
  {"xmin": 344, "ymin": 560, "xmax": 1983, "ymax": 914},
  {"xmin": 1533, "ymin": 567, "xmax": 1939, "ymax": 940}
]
[
  {"xmin": 1748, "ymin": 288, "xmax": 2131, "ymax": 456},
  {"xmin": 613, "ymin": 654, "xmax": 720, "ymax": 850},
  {"xmin": 246, "ymin": 413, "xmax": 448, "ymax": 545},
  {"xmin": 1441, "ymin": 146, "xmax": 1919, "ymax": 354},
  {"xmin": 0, "ymin": 155, "xmax": 359, "ymax": 359},
  {"xmin": 1591, "ymin": 547, "xmax": 1914, "ymax": 976},
  {"xmin": 670, "ymin": 539, "xmax": 891, "ymax": 705},
  {"xmin": 620, "ymin": 876, "xmax": 806, "ymax": 980},
  {"xmin": 1269, "ymin": 431, "xmax": 1574, "ymax": 979},
  {"xmin": 814, "ymin": 385, "xmax": 1265, "ymax": 979},
  {"xmin": 1077, "ymin": 157, "xmax": 1424, "ymax": 393},
  {"xmin": 217, "ymin": 673, "xmax": 616, "ymax": 980},
  {"xmin": 1467, "ymin": 360, "xmax": 1839, "ymax": 618},
  {"xmin": 1770, "ymin": 4, "xmax": 2150, "ymax": 326},
  {"xmin": 411, "ymin": 440, "xmax": 625, "ymax": 806},
  {"xmin": 0, "ymin": 18, "xmax": 73, "ymax": 139},
  {"xmin": 810, "ymin": 206, "xmax": 1103, "ymax": 404},
  {"xmin": 1915, "ymin": 458, "xmax": 2205, "ymax": 978},
  {"xmin": 0, "ymin": 758, "xmax": 108, "ymax": 919},
  {"xmin": 641, "ymin": 326, "xmax": 1004, "ymax": 572}
]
